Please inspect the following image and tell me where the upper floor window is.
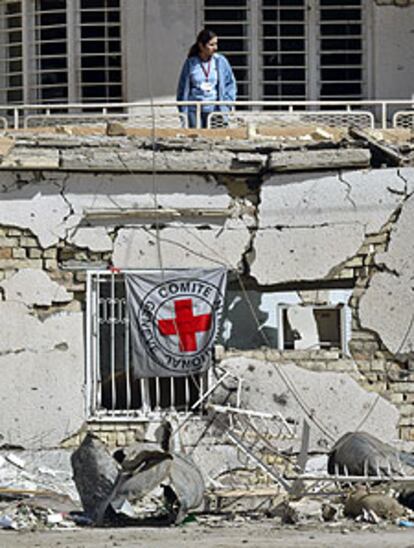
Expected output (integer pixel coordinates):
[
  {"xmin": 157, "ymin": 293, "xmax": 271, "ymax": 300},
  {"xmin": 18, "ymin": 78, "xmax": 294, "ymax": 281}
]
[
  {"xmin": 0, "ymin": 0, "xmax": 122, "ymax": 104},
  {"xmin": 202, "ymin": 0, "xmax": 367, "ymax": 102}
]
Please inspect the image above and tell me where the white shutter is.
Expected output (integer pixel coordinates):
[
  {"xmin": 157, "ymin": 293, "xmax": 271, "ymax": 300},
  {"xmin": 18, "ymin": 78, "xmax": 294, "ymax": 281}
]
[
  {"xmin": 203, "ymin": 0, "xmax": 251, "ymax": 100},
  {"xmin": 261, "ymin": 0, "xmax": 307, "ymax": 101},
  {"xmin": 0, "ymin": 1, "xmax": 24, "ymax": 104},
  {"xmin": 79, "ymin": 0, "xmax": 122, "ymax": 103},
  {"xmin": 318, "ymin": 0, "xmax": 365, "ymax": 99},
  {"xmin": 33, "ymin": 0, "xmax": 68, "ymax": 103},
  {"xmin": 0, "ymin": 0, "xmax": 123, "ymax": 105}
]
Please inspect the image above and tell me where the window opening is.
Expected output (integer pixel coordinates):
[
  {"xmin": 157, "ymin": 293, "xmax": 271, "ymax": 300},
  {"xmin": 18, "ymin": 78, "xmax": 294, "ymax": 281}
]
[
  {"xmin": 202, "ymin": 0, "xmax": 366, "ymax": 102},
  {"xmin": 88, "ymin": 272, "xmax": 209, "ymax": 418},
  {"xmin": 261, "ymin": 0, "xmax": 307, "ymax": 101},
  {"xmin": 0, "ymin": 1, "xmax": 23, "ymax": 104},
  {"xmin": 318, "ymin": 0, "xmax": 364, "ymax": 101},
  {"xmin": 80, "ymin": 0, "xmax": 122, "ymax": 103},
  {"xmin": 203, "ymin": 0, "xmax": 250, "ymax": 101},
  {"xmin": 282, "ymin": 305, "xmax": 343, "ymax": 350},
  {"xmin": 0, "ymin": 0, "xmax": 123, "ymax": 105}
]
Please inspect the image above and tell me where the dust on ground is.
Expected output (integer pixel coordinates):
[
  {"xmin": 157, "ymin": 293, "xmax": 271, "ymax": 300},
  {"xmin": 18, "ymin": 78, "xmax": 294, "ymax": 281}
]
[{"xmin": 1, "ymin": 519, "xmax": 414, "ymax": 548}]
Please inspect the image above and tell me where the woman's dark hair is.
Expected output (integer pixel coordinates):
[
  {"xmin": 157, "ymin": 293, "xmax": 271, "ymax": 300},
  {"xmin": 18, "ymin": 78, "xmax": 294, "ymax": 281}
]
[{"xmin": 188, "ymin": 29, "xmax": 217, "ymax": 58}]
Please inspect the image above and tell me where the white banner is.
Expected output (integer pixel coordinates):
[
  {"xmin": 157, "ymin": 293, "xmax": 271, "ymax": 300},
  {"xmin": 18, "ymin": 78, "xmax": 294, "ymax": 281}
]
[{"xmin": 125, "ymin": 268, "xmax": 227, "ymax": 378}]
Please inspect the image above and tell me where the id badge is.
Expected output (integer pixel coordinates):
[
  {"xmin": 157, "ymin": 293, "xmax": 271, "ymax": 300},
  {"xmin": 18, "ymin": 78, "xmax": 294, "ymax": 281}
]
[{"xmin": 200, "ymin": 81, "xmax": 213, "ymax": 92}]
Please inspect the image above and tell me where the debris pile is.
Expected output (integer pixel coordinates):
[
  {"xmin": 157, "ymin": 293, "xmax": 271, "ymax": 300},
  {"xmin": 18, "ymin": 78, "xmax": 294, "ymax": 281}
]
[
  {"xmin": 71, "ymin": 430, "xmax": 205, "ymax": 526},
  {"xmin": 2, "ymin": 422, "xmax": 414, "ymax": 534}
]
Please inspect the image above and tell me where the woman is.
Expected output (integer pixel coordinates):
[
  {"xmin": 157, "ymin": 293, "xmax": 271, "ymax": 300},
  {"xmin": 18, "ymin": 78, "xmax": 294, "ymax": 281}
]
[{"xmin": 176, "ymin": 29, "xmax": 237, "ymax": 129}]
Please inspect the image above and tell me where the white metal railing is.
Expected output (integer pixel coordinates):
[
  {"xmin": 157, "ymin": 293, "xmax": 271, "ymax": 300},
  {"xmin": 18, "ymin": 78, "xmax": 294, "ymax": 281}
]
[
  {"xmin": 86, "ymin": 270, "xmax": 211, "ymax": 420},
  {"xmin": 0, "ymin": 99, "xmax": 412, "ymax": 130}
]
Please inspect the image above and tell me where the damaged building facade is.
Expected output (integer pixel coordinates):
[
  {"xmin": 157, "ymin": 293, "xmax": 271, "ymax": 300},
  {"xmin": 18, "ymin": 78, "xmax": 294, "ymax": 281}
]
[{"xmin": 0, "ymin": 0, "xmax": 413, "ymax": 492}]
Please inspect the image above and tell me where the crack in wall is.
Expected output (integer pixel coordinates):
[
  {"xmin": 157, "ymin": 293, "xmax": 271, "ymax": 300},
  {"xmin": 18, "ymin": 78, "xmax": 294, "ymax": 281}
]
[{"xmin": 338, "ymin": 171, "xmax": 357, "ymax": 209}]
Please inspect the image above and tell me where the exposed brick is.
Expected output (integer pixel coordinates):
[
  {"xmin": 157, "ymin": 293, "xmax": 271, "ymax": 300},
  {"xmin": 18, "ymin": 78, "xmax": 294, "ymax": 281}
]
[
  {"xmin": 28, "ymin": 248, "xmax": 42, "ymax": 259},
  {"xmin": 391, "ymin": 382, "xmax": 414, "ymax": 393},
  {"xmin": 0, "ymin": 237, "xmax": 18, "ymax": 247},
  {"xmin": 0, "ymin": 259, "xmax": 43, "ymax": 270},
  {"xmin": 364, "ymin": 233, "xmax": 389, "ymax": 245},
  {"xmin": 75, "ymin": 271, "xmax": 87, "ymax": 283},
  {"xmin": 44, "ymin": 259, "xmax": 58, "ymax": 271},
  {"xmin": 0, "ymin": 248, "xmax": 12, "ymax": 259},
  {"xmin": 390, "ymin": 393, "xmax": 404, "ymax": 404},
  {"xmin": 7, "ymin": 229, "xmax": 22, "ymax": 236},
  {"xmin": 12, "ymin": 248, "xmax": 26, "ymax": 259},
  {"xmin": 43, "ymin": 248, "xmax": 57, "ymax": 259},
  {"xmin": 344, "ymin": 256, "xmax": 364, "ymax": 268},
  {"xmin": 20, "ymin": 237, "xmax": 38, "ymax": 247}
]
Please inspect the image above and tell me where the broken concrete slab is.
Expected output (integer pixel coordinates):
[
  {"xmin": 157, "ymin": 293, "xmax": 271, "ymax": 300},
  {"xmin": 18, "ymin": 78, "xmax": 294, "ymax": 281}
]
[
  {"xmin": 61, "ymin": 147, "xmax": 267, "ymax": 174},
  {"xmin": 68, "ymin": 227, "xmax": 113, "ymax": 252},
  {"xmin": 0, "ymin": 269, "xmax": 72, "ymax": 307},
  {"xmin": 216, "ymin": 357, "xmax": 399, "ymax": 452},
  {"xmin": 359, "ymin": 191, "xmax": 414, "ymax": 355},
  {"xmin": 0, "ymin": 171, "xmax": 231, "ymax": 249},
  {"xmin": 112, "ymin": 222, "xmax": 251, "ymax": 270},
  {"xmin": 252, "ymin": 168, "xmax": 413, "ymax": 284},
  {"xmin": 252, "ymin": 224, "xmax": 365, "ymax": 285},
  {"xmin": 0, "ymin": 137, "xmax": 14, "ymax": 158},
  {"xmin": 269, "ymin": 149, "xmax": 371, "ymax": 172},
  {"xmin": 1, "ymin": 149, "xmax": 59, "ymax": 169}
]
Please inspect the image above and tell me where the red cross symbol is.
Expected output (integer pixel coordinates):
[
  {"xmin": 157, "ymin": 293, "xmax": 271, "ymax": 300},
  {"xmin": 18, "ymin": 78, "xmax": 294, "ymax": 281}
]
[{"xmin": 158, "ymin": 298, "xmax": 212, "ymax": 352}]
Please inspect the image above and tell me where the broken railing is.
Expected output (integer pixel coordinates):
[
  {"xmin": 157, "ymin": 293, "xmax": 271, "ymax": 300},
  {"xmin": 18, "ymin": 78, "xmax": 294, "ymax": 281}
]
[{"xmin": 0, "ymin": 99, "xmax": 413, "ymax": 130}]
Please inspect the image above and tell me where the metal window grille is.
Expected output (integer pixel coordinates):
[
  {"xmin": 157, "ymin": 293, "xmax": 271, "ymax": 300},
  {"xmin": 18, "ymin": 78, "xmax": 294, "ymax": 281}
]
[
  {"xmin": 33, "ymin": 0, "xmax": 68, "ymax": 103},
  {"xmin": 203, "ymin": 0, "xmax": 251, "ymax": 101},
  {"xmin": 79, "ymin": 0, "xmax": 122, "ymax": 103},
  {"xmin": 318, "ymin": 0, "xmax": 365, "ymax": 100},
  {"xmin": 261, "ymin": 0, "xmax": 307, "ymax": 101},
  {"xmin": 0, "ymin": 0, "xmax": 122, "ymax": 105},
  {"xmin": 0, "ymin": 1, "xmax": 24, "ymax": 104},
  {"xmin": 86, "ymin": 271, "xmax": 209, "ymax": 419},
  {"xmin": 202, "ymin": 0, "xmax": 366, "ymax": 102}
]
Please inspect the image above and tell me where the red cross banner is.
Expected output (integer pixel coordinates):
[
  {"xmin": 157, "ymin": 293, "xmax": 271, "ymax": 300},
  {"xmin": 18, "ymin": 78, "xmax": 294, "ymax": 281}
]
[{"xmin": 125, "ymin": 268, "xmax": 227, "ymax": 378}]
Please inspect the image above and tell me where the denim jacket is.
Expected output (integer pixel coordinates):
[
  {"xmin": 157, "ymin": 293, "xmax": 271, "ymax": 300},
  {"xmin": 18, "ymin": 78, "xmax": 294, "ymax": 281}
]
[{"xmin": 176, "ymin": 53, "xmax": 237, "ymax": 113}]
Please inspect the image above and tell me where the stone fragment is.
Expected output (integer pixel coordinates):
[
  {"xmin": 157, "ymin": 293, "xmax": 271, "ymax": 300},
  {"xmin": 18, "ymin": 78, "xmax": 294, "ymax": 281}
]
[
  {"xmin": 269, "ymin": 149, "xmax": 370, "ymax": 172},
  {"xmin": 0, "ymin": 268, "xmax": 72, "ymax": 306}
]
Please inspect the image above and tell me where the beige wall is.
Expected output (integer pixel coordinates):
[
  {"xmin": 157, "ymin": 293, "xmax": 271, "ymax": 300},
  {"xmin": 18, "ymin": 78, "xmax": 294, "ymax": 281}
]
[
  {"xmin": 122, "ymin": 0, "xmax": 199, "ymax": 102},
  {"xmin": 372, "ymin": 4, "xmax": 414, "ymax": 99},
  {"xmin": 121, "ymin": 1, "xmax": 414, "ymax": 103}
]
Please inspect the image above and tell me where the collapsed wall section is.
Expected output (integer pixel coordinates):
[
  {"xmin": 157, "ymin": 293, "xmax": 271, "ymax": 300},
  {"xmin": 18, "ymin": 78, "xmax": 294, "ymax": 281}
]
[{"xmin": 0, "ymin": 166, "xmax": 413, "ymax": 448}]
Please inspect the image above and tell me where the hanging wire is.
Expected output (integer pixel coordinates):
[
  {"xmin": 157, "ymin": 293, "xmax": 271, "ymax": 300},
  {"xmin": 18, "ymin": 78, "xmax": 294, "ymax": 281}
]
[{"xmin": 143, "ymin": 0, "xmax": 164, "ymax": 275}]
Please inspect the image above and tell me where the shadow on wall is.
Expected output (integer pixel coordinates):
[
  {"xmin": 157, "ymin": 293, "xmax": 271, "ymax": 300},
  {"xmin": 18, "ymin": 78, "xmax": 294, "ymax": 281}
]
[{"xmin": 220, "ymin": 289, "xmax": 279, "ymax": 350}]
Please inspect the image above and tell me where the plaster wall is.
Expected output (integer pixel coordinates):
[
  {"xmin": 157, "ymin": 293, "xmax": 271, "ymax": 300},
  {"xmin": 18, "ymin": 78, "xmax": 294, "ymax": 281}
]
[
  {"xmin": 0, "ymin": 302, "xmax": 84, "ymax": 449},
  {"xmin": 0, "ymin": 166, "xmax": 413, "ymax": 448},
  {"xmin": 122, "ymin": 0, "xmax": 198, "ymax": 103}
]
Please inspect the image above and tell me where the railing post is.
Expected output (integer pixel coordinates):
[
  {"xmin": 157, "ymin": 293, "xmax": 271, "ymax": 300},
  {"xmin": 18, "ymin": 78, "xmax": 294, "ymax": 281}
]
[
  {"xmin": 196, "ymin": 102, "xmax": 201, "ymax": 129},
  {"xmin": 381, "ymin": 102, "xmax": 387, "ymax": 129},
  {"xmin": 14, "ymin": 108, "xmax": 19, "ymax": 129}
]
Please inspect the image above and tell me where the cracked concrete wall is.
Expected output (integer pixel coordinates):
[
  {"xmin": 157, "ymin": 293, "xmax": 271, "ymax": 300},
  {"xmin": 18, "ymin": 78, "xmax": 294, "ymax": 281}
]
[
  {"xmin": 0, "ymin": 166, "xmax": 414, "ymax": 447},
  {"xmin": 359, "ymin": 168, "xmax": 414, "ymax": 356},
  {"xmin": 217, "ymin": 357, "xmax": 400, "ymax": 449},
  {"xmin": 0, "ymin": 172, "xmax": 236, "ymax": 250},
  {"xmin": 0, "ymin": 302, "xmax": 84, "ymax": 449},
  {"xmin": 252, "ymin": 168, "xmax": 413, "ymax": 284}
]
